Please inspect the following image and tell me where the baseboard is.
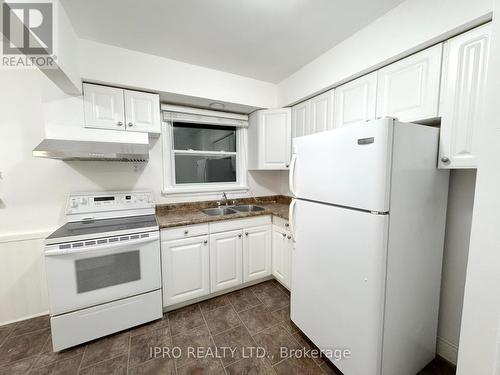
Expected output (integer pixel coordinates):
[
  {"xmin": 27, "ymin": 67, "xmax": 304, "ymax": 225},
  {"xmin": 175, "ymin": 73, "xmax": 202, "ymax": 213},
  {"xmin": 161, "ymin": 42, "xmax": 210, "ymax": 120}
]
[
  {"xmin": 0, "ymin": 311, "xmax": 49, "ymax": 327},
  {"xmin": 436, "ymin": 336, "xmax": 458, "ymax": 365},
  {"xmin": 0, "ymin": 230, "xmax": 52, "ymax": 243}
]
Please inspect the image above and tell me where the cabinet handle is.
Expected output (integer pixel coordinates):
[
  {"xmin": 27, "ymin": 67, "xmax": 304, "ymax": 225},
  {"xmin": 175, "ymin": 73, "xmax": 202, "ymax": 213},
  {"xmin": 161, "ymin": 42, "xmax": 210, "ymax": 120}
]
[
  {"xmin": 238, "ymin": 234, "xmax": 242, "ymax": 238},
  {"xmin": 184, "ymin": 230, "xmax": 189, "ymax": 235},
  {"xmin": 441, "ymin": 156, "xmax": 450, "ymax": 163},
  {"xmin": 203, "ymin": 240, "xmax": 208, "ymax": 245},
  {"xmin": 117, "ymin": 121, "xmax": 123, "ymax": 126},
  {"xmin": 128, "ymin": 122, "xmax": 134, "ymax": 127}
]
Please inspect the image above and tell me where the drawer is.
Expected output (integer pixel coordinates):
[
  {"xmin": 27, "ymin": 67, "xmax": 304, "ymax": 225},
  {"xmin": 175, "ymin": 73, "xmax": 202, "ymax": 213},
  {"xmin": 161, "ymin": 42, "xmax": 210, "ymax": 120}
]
[
  {"xmin": 161, "ymin": 223, "xmax": 209, "ymax": 241},
  {"xmin": 273, "ymin": 216, "xmax": 290, "ymax": 231},
  {"xmin": 209, "ymin": 215, "xmax": 271, "ymax": 233},
  {"xmin": 51, "ymin": 289, "xmax": 162, "ymax": 351}
]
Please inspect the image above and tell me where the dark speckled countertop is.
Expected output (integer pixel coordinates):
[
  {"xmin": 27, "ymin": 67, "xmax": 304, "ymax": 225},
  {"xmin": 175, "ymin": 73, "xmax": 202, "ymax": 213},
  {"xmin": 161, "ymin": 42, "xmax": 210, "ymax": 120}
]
[{"xmin": 156, "ymin": 195, "xmax": 291, "ymax": 229}]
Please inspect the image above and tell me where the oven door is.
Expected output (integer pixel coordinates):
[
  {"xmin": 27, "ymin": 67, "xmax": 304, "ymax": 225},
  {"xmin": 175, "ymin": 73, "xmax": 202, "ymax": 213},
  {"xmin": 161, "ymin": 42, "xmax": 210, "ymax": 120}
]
[{"xmin": 45, "ymin": 232, "xmax": 161, "ymax": 315}]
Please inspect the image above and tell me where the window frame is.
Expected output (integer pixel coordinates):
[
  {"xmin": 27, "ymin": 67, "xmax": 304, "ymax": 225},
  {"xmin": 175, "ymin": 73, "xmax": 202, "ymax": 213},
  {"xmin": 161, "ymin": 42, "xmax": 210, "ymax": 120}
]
[{"xmin": 162, "ymin": 119, "xmax": 248, "ymax": 195}]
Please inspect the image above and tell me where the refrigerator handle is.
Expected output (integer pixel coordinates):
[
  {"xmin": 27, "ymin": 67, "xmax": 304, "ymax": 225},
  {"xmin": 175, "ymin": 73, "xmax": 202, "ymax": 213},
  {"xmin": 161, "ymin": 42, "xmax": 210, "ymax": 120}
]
[
  {"xmin": 289, "ymin": 153, "xmax": 297, "ymax": 197},
  {"xmin": 289, "ymin": 198, "xmax": 297, "ymax": 242}
]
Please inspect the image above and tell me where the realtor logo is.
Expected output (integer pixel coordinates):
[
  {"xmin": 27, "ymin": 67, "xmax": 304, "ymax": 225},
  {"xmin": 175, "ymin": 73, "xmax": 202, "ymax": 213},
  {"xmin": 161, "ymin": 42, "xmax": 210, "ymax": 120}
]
[{"xmin": 2, "ymin": 0, "xmax": 57, "ymax": 68}]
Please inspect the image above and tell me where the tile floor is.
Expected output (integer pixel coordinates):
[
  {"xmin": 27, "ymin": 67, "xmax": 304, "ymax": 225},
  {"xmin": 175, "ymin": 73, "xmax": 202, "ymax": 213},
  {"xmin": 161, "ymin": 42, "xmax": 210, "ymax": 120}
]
[{"xmin": 0, "ymin": 280, "xmax": 456, "ymax": 374}]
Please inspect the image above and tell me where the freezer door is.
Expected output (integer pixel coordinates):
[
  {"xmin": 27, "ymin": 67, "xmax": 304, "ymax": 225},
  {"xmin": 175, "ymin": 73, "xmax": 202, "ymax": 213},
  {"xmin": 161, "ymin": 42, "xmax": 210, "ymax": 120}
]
[
  {"xmin": 290, "ymin": 199, "xmax": 389, "ymax": 375},
  {"xmin": 290, "ymin": 118, "xmax": 393, "ymax": 212}
]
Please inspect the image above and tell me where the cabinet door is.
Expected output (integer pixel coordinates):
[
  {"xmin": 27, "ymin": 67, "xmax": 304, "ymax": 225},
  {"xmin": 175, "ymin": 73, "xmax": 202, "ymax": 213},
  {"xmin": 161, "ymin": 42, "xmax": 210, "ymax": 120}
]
[
  {"xmin": 124, "ymin": 90, "xmax": 161, "ymax": 134},
  {"xmin": 83, "ymin": 83, "xmax": 125, "ymax": 130},
  {"xmin": 310, "ymin": 90, "xmax": 334, "ymax": 133},
  {"xmin": 292, "ymin": 101, "xmax": 310, "ymax": 138},
  {"xmin": 210, "ymin": 230, "xmax": 243, "ymax": 292},
  {"xmin": 376, "ymin": 44, "xmax": 442, "ymax": 122},
  {"xmin": 272, "ymin": 227, "xmax": 292, "ymax": 289},
  {"xmin": 243, "ymin": 225, "xmax": 272, "ymax": 282},
  {"xmin": 334, "ymin": 72, "xmax": 377, "ymax": 128},
  {"xmin": 272, "ymin": 227, "xmax": 288, "ymax": 286},
  {"xmin": 259, "ymin": 109, "xmax": 292, "ymax": 169},
  {"xmin": 439, "ymin": 23, "xmax": 491, "ymax": 169},
  {"xmin": 162, "ymin": 236, "xmax": 209, "ymax": 307}
]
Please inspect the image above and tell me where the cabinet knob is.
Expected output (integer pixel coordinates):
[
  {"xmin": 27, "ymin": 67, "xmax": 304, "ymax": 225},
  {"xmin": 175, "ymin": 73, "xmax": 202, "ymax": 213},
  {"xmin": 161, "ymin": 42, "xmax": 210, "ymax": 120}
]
[
  {"xmin": 117, "ymin": 121, "xmax": 123, "ymax": 126},
  {"xmin": 286, "ymin": 164, "xmax": 289, "ymax": 168},
  {"xmin": 184, "ymin": 230, "xmax": 189, "ymax": 235},
  {"xmin": 128, "ymin": 122, "xmax": 134, "ymax": 127},
  {"xmin": 203, "ymin": 240, "xmax": 208, "ymax": 245},
  {"xmin": 245, "ymin": 232, "xmax": 249, "ymax": 236},
  {"xmin": 285, "ymin": 223, "xmax": 289, "ymax": 227},
  {"xmin": 238, "ymin": 234, "xmax": 242, "ymax": 238},
  {"xmin": 282, "ymin": 233, "xmax": 286, "ymax": 238},
  {"xmin": 441, "ymin": 156, "xmax": 450, "ymax": 163},
  {"xmin": 287, "ymin": 235, "xmax": 292, "ymax": 240}
]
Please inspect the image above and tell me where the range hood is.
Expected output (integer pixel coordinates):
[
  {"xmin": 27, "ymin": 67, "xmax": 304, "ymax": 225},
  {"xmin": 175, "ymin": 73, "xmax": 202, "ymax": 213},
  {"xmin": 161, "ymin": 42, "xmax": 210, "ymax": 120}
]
[{"xmin": 33, "ymin": 139, "xmax": 149, "ymax": 162}]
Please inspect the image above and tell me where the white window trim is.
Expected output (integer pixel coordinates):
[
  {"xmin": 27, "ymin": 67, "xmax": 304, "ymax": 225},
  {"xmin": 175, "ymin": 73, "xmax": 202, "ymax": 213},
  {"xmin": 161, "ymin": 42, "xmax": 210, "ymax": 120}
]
[{"xmin": 162, "ymin": 120, "xmax": 249, "ymax": 196}]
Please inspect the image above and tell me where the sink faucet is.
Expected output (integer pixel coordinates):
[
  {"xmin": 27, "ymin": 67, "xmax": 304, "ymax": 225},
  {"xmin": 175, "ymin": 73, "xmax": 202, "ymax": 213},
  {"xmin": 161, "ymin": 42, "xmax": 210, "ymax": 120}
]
[{"xmin": 221, "ymin": 192, "xmax": 229, "ymax": 206}]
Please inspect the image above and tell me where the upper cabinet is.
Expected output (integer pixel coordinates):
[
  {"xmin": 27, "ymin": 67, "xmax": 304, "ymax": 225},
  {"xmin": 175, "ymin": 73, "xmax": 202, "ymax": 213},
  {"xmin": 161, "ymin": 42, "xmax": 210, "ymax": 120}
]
[
  {"xmin": 309, "ymin": 90, "xmax": 335, "ymax": 133},
  {"xmin": 334, "ymin": 72, "xmax": 377, "ymax": 128},
  {"xmin": 376, "ymin": 44, "xmax": 443, "ymax": 122},
  {"xmin": 124, "ymin": 90, "xmax": 161, "ymax": 134},
  {"xmin": 83, "ymin": 83, "xmax": 160, "ymax": 135},
  {"xmin": 291, "ymin": 89, "xmax": 335, "ymax": 138},
  {"xmin": 285, "ymin": 24, "xmax": 490, "ymax": 170},
  {"xmin": 292, "ymin": 101, "xmax": 309, "ymax": 138},
  {"xmin": 438, "ymin": 23, "xmax": 491, "ymax": 169},
  {"xmin": 248, "ymin": 108, "xmax": 292, "ymax": 170},
  {"xmin": 83, "ymin": 84, "xmax": 125, "ymax": 130}
]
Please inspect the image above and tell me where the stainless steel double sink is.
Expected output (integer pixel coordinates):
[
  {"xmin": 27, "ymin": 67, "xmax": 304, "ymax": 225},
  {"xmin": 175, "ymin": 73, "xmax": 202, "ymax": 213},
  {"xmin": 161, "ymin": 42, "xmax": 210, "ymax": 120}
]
[{"xmin": 201, "ymin": 205, "xmax": 265, "ymax": 216}]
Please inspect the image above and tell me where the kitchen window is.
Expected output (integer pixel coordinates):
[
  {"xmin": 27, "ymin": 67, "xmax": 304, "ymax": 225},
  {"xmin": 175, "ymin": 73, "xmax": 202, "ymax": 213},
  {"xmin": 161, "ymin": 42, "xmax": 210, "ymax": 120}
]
[{"xmin": 162, "ymin": 111, "xmax": 248, "ymax": 194}]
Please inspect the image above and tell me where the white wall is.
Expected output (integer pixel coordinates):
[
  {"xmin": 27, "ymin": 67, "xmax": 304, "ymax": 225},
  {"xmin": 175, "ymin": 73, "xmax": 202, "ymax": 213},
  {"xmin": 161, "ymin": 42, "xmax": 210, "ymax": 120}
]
[
  {"xmin": 0, "ymin": 68, "xmax": 286, "ymax": 324},
  {"xmin": 456, "ymin": 0, "xmax": 500, "ymax": 372},
  {"xmin": 437, "ymin": 170, "xmax": 476, "ymax": 364},
  {"xmin": 277, "ymin": 0, "xmax": 493, "ymax": 106},
  {"xmin": 77, "ymin": 39, "xmax": 278, "ymax": 110}
]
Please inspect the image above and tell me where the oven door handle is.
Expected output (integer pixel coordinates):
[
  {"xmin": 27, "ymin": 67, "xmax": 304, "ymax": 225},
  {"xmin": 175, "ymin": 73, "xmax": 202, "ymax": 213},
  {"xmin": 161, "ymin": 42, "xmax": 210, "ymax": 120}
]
[{"xmin": 45, "ymin": 234, "xmax": 159, "ymax": 257}]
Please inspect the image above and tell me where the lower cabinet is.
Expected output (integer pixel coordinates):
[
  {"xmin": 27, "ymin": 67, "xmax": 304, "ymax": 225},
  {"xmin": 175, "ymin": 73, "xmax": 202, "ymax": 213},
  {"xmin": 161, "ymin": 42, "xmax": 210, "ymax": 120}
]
[
  {"xmin": 161, "ymin": 235, "xmax": 210, "ymax": 306},
  {"xmin": 161, "ymin": 217, "xmax": 273, "ymax": 307},
  {"xmin": 243, "ymin": 225, "xmax": 272, "ymax": 282},
  {"xmin": 272, "ymin": 226, "xmax": 293, "ymax": 289},
  {"xmin": 210, "ymin": 230, "xmax": 244, "ymax": 292}
]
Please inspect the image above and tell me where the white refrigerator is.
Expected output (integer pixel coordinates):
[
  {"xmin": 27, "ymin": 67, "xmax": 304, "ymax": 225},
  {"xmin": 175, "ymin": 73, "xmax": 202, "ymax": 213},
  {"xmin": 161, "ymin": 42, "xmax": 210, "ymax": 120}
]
[{"xmin": 289, "ymin": 118, "xmax": 449, "ymax": 375}]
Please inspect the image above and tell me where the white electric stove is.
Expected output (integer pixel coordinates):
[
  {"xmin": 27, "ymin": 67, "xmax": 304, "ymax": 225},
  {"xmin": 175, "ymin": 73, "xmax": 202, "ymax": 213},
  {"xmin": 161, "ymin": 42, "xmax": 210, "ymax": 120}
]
[{"xmin": 44, "ymin": 191, "xmax": 162, "ymax": 351}]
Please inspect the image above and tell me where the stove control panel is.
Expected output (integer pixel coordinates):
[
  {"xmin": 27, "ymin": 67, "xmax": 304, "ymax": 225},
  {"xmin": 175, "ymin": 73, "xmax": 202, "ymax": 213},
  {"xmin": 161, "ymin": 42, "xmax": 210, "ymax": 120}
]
[{"xmin": 66, "ymin": 191, "xmax": 155, "ymax": 217}]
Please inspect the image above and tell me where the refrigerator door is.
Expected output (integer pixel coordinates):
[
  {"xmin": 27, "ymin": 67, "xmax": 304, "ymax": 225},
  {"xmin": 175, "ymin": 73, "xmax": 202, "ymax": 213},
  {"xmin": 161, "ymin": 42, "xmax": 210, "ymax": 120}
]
[
  {"xmin": 290, "ymin": 198, "xmax": 389, "ymax": 375},
  {"xmin": 290, "ymin": 118, "xmax": 394, "ymax": 212}
]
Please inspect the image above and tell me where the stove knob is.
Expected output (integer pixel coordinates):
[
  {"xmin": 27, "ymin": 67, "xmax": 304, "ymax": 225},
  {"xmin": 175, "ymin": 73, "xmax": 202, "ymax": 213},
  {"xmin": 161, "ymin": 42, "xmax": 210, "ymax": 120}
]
[{"xmin": 70, "ymin": 199, "xmax": 78, "ymax": 208}]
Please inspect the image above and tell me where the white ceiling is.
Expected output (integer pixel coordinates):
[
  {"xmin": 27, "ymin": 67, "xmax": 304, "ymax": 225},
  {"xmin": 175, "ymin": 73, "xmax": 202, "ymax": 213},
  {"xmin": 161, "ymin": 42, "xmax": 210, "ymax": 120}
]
[{"xmin": 61, "ymin": 0, "xmax": 405, "ymax": 83}]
